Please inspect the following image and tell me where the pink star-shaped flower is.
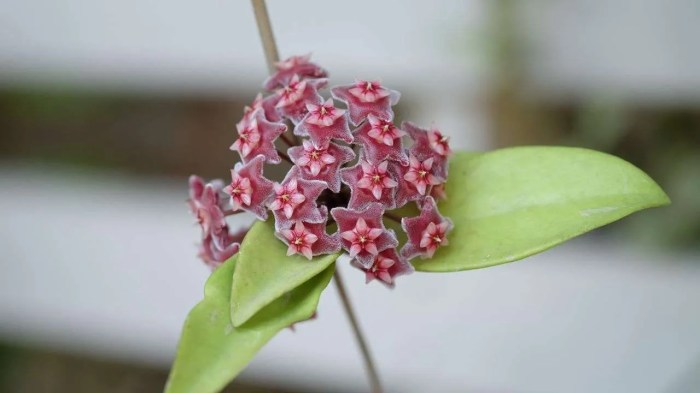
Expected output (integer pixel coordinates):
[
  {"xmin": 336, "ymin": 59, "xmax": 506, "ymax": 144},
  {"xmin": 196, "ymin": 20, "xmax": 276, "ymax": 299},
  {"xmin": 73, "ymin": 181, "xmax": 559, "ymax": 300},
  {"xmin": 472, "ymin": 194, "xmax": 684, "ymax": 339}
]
[
  {"xmin": 353, "ymin": 121, "xmax": 409, "ymax": 165},
  {"xmin": 350, "ymin": 248, "xmax": 413, "ymax": 288},
  {"xmin": 304, "ymin": 98, "xmax": 346, "ymax": 128},
  {"xmin": 270, "ymin": 166, "xmax": 327, "ymax": 231},
  {"xmin": 187, "ymin": 176, "xmax": 226, "ymax": 237},
  {"xmin": 294, "ymin": 98, "xmax": 353, "ymax": 146},
  {"xmin": 400, "ymin": 197, "xmax": 453, "ymax": 260},
  {"xmin": 387, "ymin": 162, "xmax": 422, "ymax": 208},
  {"xmin": 263, "ymin": 54, "xmax": 328, "ymax": 91},
  {"xmin": 404, "ymin": 154, "xmax": 443, "ymax": 196},
  {"xmin": 188, "ymin": 175, "xmax": 222, "ymax": 214},
  {"xmin": 341, "ymin": 159, "xmax": 397, "ymax": 209},
  {"xmin": 230, "ymin": 119, "xmax": 261, "ymax": 159},
  {"xmin": 331, "ymin": 203, "xmax": 399, "ymax": 267},
  {"xmin": 366, "ymin": 115, "xmax": 406, "ymax": 146},
  {"xmin": 341, "ymin": 218, "xmax": 383, "ymax": 257},
  {"xmin": 223, "ymin": 172, "xmax": 251, "ymax": 211},
  {"xmin": 199, "ymin": 229, "xmax": 241, "ymax": 270},
  {"xmin": 241, "ymin": 93, "xmax": 282, "ymax": 124},
  {"xmin": 289, "ymin": 140, "xmax": 355, "ymax": 192},
  {"xmin": 276, "ymin": 207, "xmax": 341, "ymax": 260},
  {"xmin": 403, "ymin": 121, "xmax": 450, "ymax": 179},
  {"xmin": 270, "ymin": 178, "xmax": 306, "ymax": 219},
  {"xmin": 230, "ymin": 110, "xmax": 287, "ymax": 164},
  {"xmin": 273, "ymin": 75, "xmax": 328, "ymax": 124},
  {"xmin": 223, "ymin": 155, "xmax": 275, "ymax": 220},
  {"xmin": 331, "ymin": 80, "xmax": 401, "ymax": 125},
  {"xmin": 290, "ymin": 139, "xmax": 335, "ymax": 176},
  {"xmin": 279, "ymin": 221, "xmax": 318, "ymax": 260},
  {"xmin": 189, "ymin": 179, "xmax": 250, "ymax": 270}
]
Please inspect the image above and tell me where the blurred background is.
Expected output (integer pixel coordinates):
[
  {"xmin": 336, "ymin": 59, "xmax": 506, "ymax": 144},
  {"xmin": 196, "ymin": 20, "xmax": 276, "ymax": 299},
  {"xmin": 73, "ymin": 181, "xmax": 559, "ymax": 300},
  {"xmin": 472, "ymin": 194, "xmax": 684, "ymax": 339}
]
[{"xmin": 1, "ymin": 0, "xmax": 699, "ymax": 392}]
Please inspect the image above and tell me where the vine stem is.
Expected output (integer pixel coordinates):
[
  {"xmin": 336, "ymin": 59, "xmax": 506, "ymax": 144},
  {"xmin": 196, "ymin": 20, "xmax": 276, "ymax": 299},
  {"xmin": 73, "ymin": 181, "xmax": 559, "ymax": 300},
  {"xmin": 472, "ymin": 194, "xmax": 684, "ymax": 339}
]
[
  {"xmin": 249, "ymin": 1, "xmax": 383, "ymax": 392},
  {"xmin": 279, "ymin": 132, "xmax": 295, "ymax": 147},
  {"xmin": 333, "ymin": 269, "xmax": 383, "ymax": 393},
  {"xmin": 223, "ymin": 209, "xmax": 244, "ymax": 217},
  {"xmin": 277, "ymin": 149, "xmax": 293, "ymax": 165},
  {"xmin": 250, "ymin": 0, "xmax": 279, "ymax": 74}
]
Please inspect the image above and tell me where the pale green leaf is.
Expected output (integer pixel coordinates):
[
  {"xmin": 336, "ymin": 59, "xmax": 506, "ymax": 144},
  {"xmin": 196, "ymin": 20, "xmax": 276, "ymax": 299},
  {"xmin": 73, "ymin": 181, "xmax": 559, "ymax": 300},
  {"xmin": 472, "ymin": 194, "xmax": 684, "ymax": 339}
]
[
  {"xmin": 165, "ymin": 256, "xmax": 335, "ymax": 393},
  {"xmin": 230, "ymin": 219, "xmax": 340, "ymax": 327},
  {"xmin": 413, "ymin": 147, "xmax": 670, "ymax": 272}
]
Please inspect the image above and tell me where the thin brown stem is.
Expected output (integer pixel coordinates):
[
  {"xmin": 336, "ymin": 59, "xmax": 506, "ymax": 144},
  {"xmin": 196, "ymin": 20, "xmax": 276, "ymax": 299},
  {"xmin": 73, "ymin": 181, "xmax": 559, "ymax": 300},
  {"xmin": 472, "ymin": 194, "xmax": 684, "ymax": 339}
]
[
  {"xmin": 223, "ymin": 209, "xmax": 244, "ymax": 217},
  {"xmin": 277, "ymin": 149, "xmax": 293, "ymax": 164},
  {"xmin": 250, "ymin": 0, "xmax": 279, "ymax": 73},
  {"xmin": 279, "ymin": 132, "xmax": 295, "ymax": 147},
  {"xmin": 333, "ymin": 269, "xmax": 383, "ymax": 393}
]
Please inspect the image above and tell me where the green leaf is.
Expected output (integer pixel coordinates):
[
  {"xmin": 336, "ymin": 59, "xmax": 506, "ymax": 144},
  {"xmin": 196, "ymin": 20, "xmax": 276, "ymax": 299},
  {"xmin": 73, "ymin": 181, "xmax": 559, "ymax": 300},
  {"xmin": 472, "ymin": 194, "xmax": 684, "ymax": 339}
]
[
  {"xmin": 230, "ymin": 219, "xmax": 340, "ymax": 327},
  {"xmin": 165, "ymin": 256, "xmax": 335, "ymax": 393},
  {"xmin": 413, "ymin": 147, "xmax": 670, "ymax": 272}
]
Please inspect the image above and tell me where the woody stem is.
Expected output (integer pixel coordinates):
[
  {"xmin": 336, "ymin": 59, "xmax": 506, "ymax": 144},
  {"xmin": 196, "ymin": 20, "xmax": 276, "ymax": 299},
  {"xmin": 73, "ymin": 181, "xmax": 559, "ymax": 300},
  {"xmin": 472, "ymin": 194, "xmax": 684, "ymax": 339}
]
[
  {"xmin": 250, "ymin": 0, "xmax": 279, "ymax": 74},
  {"xmin": 333, "ymin": 269, "xmax": 383, "ymax": 393},
  {"xmin": 279, "ymin": 132, "xmax": 296, "ymax": 147},
  {"xmin": 277, "ymin": 149, "xmax": 293, "ymax": 165},
  {"xmin": 250, "ymin": 1, "xmax": 383, "ymax": 392}
]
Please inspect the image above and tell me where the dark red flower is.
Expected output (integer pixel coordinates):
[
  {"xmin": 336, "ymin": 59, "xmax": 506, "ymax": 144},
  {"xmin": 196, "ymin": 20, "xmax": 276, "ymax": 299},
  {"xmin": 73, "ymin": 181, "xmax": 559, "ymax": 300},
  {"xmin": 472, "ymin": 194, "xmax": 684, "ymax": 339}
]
[
  {"xmin": 366, "ymin": 115, "xmax": 406, "ymax": 146},
  {"xmin": 401, "ymin": 197, "xmax": 453, "ymax": 260},
  {"xmin": 188, "ymin": 176, "xmax": 226, "ymax": 238},
  {"xmin": 269, "ymin": 166, "xmax": 327, "ymax": 231},
  {"xmin": 403, "ymin": 121, "xmax": 450, "ymax": 179},
  {"xmin": 331, "ymin": 203, "xmax": 398, "ymax": 267},
  {"xmin": 403, "ymin": 154, "xmax": 443, "ymax": 196},
  {"xmin": 189, "ymin": 55, "xmax": 455, "ymax": 284},
  {"xmin": 276, "ymin": 207, "xmax": 341, "ymax": 260},
  {"xmin": 274, "ymin": 75, "xmax": 328, "ymax": 124},
  {"xmin": 388, "ymin": 162, "xmax": 423, "ymax": 208},
  {"xmin": 230, "ymin": 110, "xmax": 287, "ymax": 164},
  {"xmin": 199, "ymin": 231, "xmax": 240, "ymax": 270},
  {"xmin": 263, "ymin": 54, "xmax": 328, "ymax": 91},
  {"xmin": 331, "ymin": 80, "xmax": 400, "ymax": 125},
  {"xmin": 289, "ymin": 140, "xmax": 355, "ymax": 192},
  {"xmin": 352, "ymin": 120, "xmax": 409, "ymax": 165},
  {"xmin": 341, "ymin": 159, "xmax": 397, "ymax": 209},
  {"xmin": 294, "ymin": 98, "xmax": 353, "ymax": 146},
  {"xmin": 223, "ymin": 155, "xmax": 275, "ymax": 220},
  {"xmin": 350, "ymin": 248, "xmax": 413, "ymax": 287}
]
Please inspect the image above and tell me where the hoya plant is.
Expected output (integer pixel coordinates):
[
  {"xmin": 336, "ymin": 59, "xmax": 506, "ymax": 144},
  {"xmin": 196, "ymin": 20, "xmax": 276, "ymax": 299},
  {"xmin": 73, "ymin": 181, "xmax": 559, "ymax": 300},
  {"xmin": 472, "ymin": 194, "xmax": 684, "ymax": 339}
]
[{"xmin": 165, "ymin": 2, "xmax": 669, "ymax": 392}]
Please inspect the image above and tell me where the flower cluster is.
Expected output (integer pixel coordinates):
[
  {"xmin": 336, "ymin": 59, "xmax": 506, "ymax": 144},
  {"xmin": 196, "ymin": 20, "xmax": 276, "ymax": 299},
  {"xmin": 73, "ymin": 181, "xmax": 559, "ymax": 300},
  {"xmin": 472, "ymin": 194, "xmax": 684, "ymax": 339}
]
[{"xmin": 188, "ymin": 54, "xmax": 454, "ymax": 287}]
